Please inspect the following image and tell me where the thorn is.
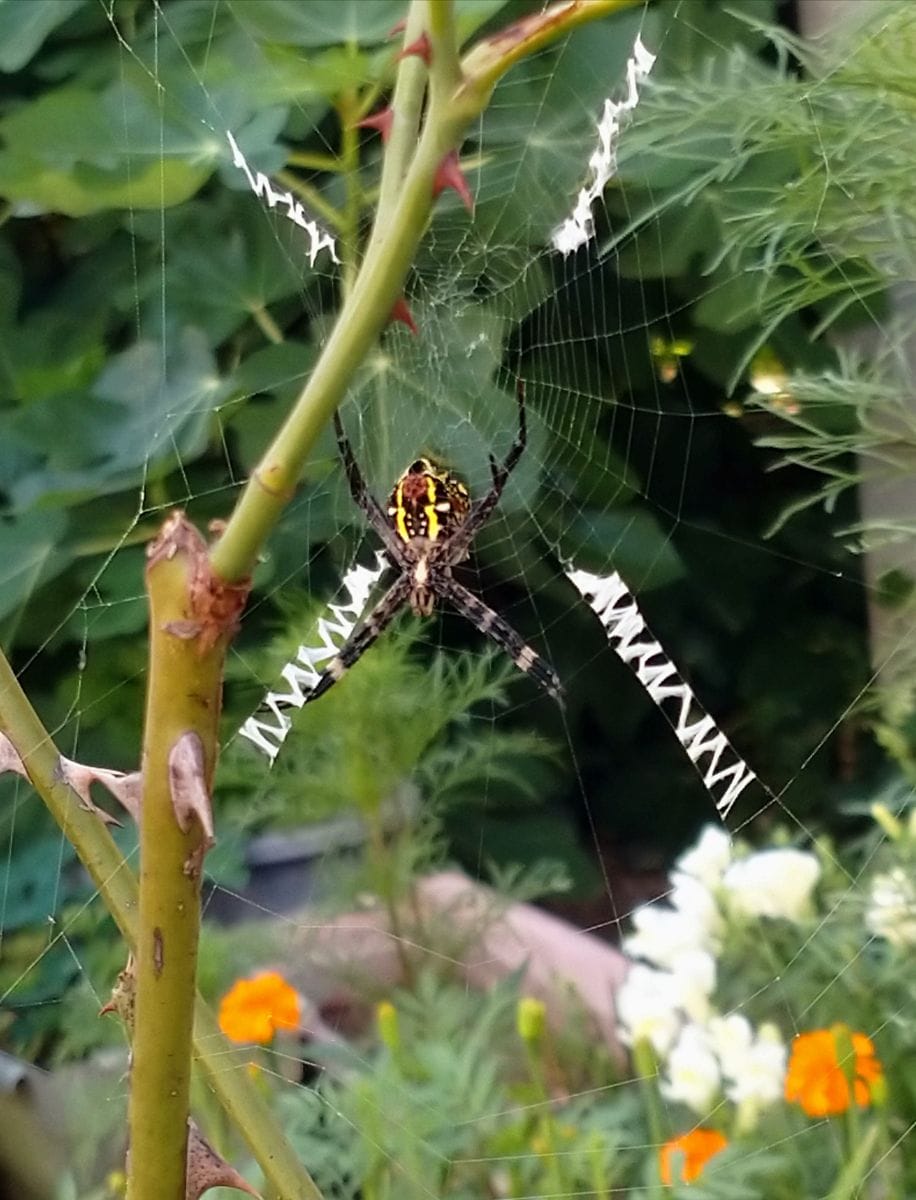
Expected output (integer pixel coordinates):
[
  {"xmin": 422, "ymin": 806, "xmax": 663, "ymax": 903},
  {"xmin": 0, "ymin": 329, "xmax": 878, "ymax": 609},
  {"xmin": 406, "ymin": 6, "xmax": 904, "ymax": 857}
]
[
  {"xmin": 390, "ymin": 297, "xmax": 418, "ymax": 335},
  {"xmin": 397, "ymin": 31, "xmax": 432, "ymax": 66},
  {"xmin": 432, "ymin": 150, "xmax": 474, "ymax": 214},
  {"xmin": 388, "ymin": 18, "xmax": 406, "ymax": 38},
  {"xmin": 356, "ymin": 107, "xmax": 394, "ymax": 143}
]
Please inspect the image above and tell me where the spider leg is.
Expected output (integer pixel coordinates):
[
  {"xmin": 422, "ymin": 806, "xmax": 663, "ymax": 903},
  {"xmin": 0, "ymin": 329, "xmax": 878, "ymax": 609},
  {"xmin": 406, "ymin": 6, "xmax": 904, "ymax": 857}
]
[
  {"xmin": 444, "ymin": 378, "xmax": 528, "ymax": 563},
  {"xmin": 437, "ymin": 574, "xmax": 563, "ymax": 703},
  {"xmin": 306, "ymin": 575, "xmax": 411, "ymax": 704},
  {"xmin": 334, "ymin": 411, "xmax": 404, "ymax": 558}
]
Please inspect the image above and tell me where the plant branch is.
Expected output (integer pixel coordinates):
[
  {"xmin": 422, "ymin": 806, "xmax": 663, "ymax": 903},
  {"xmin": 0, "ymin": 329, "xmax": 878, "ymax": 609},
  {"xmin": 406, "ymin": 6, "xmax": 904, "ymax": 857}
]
[
  {"xmin": 0, "ymin": 644, "xmax": 324, "ymax": 1198},
  {"xmin": 211, "ymin": 0, "xmax": 628, "ymax": 584}
]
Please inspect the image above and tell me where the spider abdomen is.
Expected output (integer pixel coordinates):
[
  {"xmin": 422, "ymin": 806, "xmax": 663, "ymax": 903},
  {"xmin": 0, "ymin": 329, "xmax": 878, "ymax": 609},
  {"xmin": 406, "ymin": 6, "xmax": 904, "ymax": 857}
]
[{"xmin": 387, "ymin": 457, "xmax": 470, "ymax": 545}]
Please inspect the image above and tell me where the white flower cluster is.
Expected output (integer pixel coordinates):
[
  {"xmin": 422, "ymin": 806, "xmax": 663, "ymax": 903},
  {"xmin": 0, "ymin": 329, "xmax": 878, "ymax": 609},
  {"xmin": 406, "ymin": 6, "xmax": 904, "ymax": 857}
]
[
  {"xmin": 866, "ymin": 866, "xmax": 916, "ymax": 948},
  {"xmin": 614, "ymin": 827, "xmax": 823, "ymax": 1126}
]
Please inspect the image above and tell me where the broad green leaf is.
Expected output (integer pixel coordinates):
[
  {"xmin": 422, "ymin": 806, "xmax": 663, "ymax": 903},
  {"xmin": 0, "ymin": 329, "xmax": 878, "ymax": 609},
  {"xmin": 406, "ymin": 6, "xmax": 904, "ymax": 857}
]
[
  {"xmin": 555, "ymin": 506, "xmax": 684, "ymax": 591},
  {"xmin": 337, "ymin": 305, "xmax": 546, "ymax": 504},
  {"xmin": 129, "ymin": 195, "xmax": 325, "ymax": 341},
  {"xmin": 0, "ymin": 0, "xmax": 86, "ymax": 73},
  {"xmin": 0, "ymin": 509, "xmax": 70, "ymax": 620},
  {"xmin": 0, "ymin": 83, "xmax": 214, "ymax": 215},
  {"xmin": 459, "ymin": 6, "xmax": 652, "ymax": 247},
  {"xmin": 61, "ymin": 546, "xmax": 148, "ymax": 642},
  {"xmin": 227, "ymin": 0, "xmax": 405, "ymax": 47},
  {"xmin": 5, "ymin": 328, "xmax": 226, "ymax": 507}
]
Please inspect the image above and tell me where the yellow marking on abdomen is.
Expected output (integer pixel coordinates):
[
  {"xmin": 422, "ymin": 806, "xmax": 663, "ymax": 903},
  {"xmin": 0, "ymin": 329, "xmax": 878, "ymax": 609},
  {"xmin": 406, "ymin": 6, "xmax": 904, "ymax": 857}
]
[
  {"xmin": 424, "ymin": 475, "xmax": 440, "ymax": 541},
  {"xmin": 394, "ymin": 481, "xmax": 410, "ymax": 542}
]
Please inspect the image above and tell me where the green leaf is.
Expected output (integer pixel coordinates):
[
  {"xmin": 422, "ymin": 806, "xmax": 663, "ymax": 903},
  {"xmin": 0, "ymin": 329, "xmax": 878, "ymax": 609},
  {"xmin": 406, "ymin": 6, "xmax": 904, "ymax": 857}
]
[
  {"xmin": 130, "ymin": 194, "xmax": 323, "ymax": 342},
  {"xmin": 558, "ymin": 507, "xmax": 684, "ymax": 591},
  {"xmin": 228, "ymin": 0, "xmax": 405, "ymax": 47},
  {"xmin": 61, "ymin": 546, "xmax": 148, "ymax": 641},
  {"xmin": 0, "ymin": 84, "xmax": 212, "ymax": 215},
  {"xmin": 0, "ymin": 0, "xmax": 86, "ymax": 73},
  {"xmin": 338, "ymin": 306, "xmax": 545, "ymax": 506},
  {"xmin": 5, "ymin": 328, "xmax": 226, "ymax": 507},
  {"xmin": 465, "ymin": 6, "xmax": 654, "ymax": 246},
  {"xmin": 0, "ymin": 509, "xmax": 70, "ymax": 620}
]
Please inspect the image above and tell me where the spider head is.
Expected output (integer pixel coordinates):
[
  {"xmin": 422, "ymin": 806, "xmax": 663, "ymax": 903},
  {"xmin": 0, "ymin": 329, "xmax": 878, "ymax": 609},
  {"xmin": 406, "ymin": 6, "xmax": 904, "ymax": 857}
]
[{"xmin": 387, "ymin": 457, "xmax": 470, "ymax": 544}]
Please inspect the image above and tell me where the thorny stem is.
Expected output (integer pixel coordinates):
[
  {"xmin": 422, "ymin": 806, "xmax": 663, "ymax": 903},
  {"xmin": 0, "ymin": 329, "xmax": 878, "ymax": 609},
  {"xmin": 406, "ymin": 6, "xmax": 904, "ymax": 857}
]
[
  {"xmin": 210, "ymin": 0, "xmax": 634, "ymax": 583},
  {"xmin": 128, "ymin": 517, "xmax": 223, "ymax": 1200},
  {"xmin": 375, "ymin": 1, "xmax": 430, "ymax": 226},
  {"xmin": 0, "ymin": 645, "xmax": 322, "ymax": 1200}
]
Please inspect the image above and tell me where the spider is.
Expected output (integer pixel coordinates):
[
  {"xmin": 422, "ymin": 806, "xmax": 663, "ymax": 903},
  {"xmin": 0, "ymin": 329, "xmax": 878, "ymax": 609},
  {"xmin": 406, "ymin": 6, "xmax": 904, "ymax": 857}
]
[{"xmin": 306, "ymin": 382, "xmax": 564, "ymax": 705}]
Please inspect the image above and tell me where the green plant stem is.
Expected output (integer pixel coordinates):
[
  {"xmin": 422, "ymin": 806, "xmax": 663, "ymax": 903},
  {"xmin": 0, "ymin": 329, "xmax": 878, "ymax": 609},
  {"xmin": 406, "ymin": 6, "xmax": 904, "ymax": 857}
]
[
  {"xmin": 0, "ymin": 645, "xmax": 323, "ymax": 1200},
  {"xmin": 211, "ymin": 0, "xmax": 631, "ymax": 584},
  {"xmin": 374, "ymin": 1, "xmax": 428, "ymax": 227},
  {"xmin": 0, "ymin": 651, "xmax": 139, "ymax": 934},
  {"xmin": 287, "ymin": 149, "xmax": 343, "ymax": 173},
  {"xmin": 631, "ymin": 1037, "xmax": 666, "ymax": 1200},
  {"xmin": 251, "ymin": 304, "xmax": 285, "ymax": 345},
  {"xmin": 337, "ymin": 85, "xmax": 363, "ymax": 298},
  {"xmin": 128, "ymin": 522, "xmax": 225, "ymax": 1200},
  {"xmin": 524, "ymin": 1042, "xmax": 571, "ymax": 1200}
]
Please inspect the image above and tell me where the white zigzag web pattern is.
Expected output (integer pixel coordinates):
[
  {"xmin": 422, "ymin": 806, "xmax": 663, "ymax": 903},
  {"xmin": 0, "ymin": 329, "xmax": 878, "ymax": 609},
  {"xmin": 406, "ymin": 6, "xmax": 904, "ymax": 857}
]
[
  {"xmin": 551, "ymin": 34, "xmax": 656, "ymax": 256},
  {"xmin": 226, "ymin": 130, "xmax": 339, "ymax": 268},
  {"xmin": 566, "ymin": 566, "xmax": 758, "ymax": 821},
  {"xmin": 238, "ymin": 552, "xmax": 388, "ymax": 762}
]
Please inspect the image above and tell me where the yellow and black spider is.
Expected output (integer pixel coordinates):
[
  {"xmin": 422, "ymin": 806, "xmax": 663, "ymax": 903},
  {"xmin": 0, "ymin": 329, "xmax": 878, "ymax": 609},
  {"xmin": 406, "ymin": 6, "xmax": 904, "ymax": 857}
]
[{"xmin": 307, "ymin": 382, "xmax": 564, "ymax": 705}]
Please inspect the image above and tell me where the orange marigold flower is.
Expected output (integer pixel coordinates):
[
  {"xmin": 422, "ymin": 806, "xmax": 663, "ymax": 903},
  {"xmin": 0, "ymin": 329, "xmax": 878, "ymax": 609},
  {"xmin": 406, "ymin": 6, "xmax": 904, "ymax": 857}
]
[
  {"xmin": 784, "ymin": 1027, "xmax": 883, "ymax": 1117},
  {"xmin": 218, "ymin": 970, "xmax": 302, "ymax": 1045},
  {"xmin": 659, "ymin": 1129, "xmax": 728, "ymax": 1185}
]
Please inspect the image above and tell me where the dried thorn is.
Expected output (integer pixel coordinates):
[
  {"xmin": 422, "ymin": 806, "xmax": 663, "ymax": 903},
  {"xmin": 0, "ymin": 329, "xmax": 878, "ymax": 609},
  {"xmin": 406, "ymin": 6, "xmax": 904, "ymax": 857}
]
[
  {"xmin": 0, "ymin": 734, "xmax": 27, "ymax": 780},
  {"xmin": 99, "ymin": 955, "xmax": 137, "ymax": 1032},
  {"xmin": 168, "ymin": 732, "xmax": 215, "ymax": 878},
  {"xmin": 60, "ymin": 758, "xmax": 142, "ymax": 823},
  {"xmin": 432, "ymin": 149, "xmax": 474, "ymax": 214},
  {"xmin": 396, "ymin": 31, "xmax": 432, "ymax": 66},
  {"xmin": 186, "ymin": 1119, "xmax": 261, "ymax": 1200},
  {"xmin": 356, "ymin": 107, "xmax": 394, "ymax": 143},
  {"xmin": 390, "ymin": 297, "xmax": 418, "ymax": 335}
]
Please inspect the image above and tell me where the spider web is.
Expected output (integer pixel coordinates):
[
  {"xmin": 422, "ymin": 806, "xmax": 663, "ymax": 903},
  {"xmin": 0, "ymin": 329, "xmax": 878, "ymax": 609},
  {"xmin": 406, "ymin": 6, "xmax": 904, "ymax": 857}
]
[{"xmin": 1, "ymin": 0, "xmax": 914, "ymax": 1195}]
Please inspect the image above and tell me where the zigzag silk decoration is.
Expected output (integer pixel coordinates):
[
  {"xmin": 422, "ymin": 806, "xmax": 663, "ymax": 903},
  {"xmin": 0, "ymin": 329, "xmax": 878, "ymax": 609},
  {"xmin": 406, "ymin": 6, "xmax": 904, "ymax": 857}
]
[
  {"xmin": 226, "ymin": 131, "xmax": 339, "ymax": 268},
  {"xmin": 240, "ymin": 555, "xmax": 761, "ymax": 824},
  {"xmin": 238, "ymin": 553, "xmax": 388, "ymax": 761},
  {"xmin": 565, "ymin": 565, "xmax": 759, "ymax": 822}
]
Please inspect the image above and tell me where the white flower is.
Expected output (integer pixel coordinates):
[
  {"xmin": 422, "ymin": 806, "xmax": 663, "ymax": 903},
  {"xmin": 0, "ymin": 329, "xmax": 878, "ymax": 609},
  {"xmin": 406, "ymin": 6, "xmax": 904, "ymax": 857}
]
[
  {"xmin": 676, "ymin": 825, "xmax": 732, "ymax": 888},
  {"xmin": 866, "ymin": 867, "xmax": 916, "ymax": 947},
  {"xmin": 710, "ymin": 1017, "xmax": 786, "ymax": 1106},
  {"xmin": 670, "ymin": 871, "xmax": 724, "ymax": 946},
  {"xmin": 667, "ymin": 950, "xmax": 717, "ymax": 1023},
  {"xmin": 625, "ymin": 903, "xmax": 713, "ymax": 969},
  {"xmin": 615, "ymin": 965, "xmax": 681, "ymax": 1055},
  {"xmin": 722, "ymin": 848, "xmax": 820, "ymax": 922},
  {"xmin": 662, "ymin": 1024, "xmax": 721, "ymax": 1114},
  {"xmin": 707, "ymin": 1013, "xmax": 753, "ymax": 1078}
]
